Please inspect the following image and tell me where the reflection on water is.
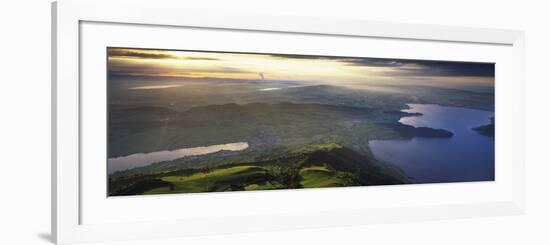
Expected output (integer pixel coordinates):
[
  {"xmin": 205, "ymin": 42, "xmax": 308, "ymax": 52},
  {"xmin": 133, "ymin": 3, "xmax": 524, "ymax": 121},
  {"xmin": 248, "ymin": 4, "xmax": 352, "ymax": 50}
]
[
  {"xmin": 108, "ymin": 142, "xmax": 249, "ymax": 174},
  {"xmin": 369, "ymin": 104, "xmax": 494, "ymax": 183}
]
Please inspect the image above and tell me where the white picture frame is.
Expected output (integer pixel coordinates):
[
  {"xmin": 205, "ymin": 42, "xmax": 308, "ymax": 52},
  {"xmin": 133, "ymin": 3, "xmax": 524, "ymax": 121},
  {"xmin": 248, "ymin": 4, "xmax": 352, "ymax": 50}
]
[{"xmin": 52, "ymin": 0, "xmax": 525, "ymax": 244}]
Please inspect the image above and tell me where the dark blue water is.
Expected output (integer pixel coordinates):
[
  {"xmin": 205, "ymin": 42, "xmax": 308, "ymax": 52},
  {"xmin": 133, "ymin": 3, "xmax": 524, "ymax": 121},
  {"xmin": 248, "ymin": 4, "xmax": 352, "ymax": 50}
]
[{"xmin": 369, "ymin": 104, "xmax": 494, "ymax": 183}]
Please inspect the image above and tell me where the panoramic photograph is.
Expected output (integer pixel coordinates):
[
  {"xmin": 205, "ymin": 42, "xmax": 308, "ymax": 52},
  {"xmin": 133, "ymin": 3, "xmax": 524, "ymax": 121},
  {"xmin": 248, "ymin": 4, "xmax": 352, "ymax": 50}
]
[{"xmin": 107, "ymin": 47, "xmax": 495, "ymax": 196}]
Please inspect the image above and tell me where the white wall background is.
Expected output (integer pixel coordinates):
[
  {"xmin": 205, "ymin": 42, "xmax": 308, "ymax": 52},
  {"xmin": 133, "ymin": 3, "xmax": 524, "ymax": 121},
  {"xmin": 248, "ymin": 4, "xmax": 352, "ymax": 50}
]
[{"xmin": 1, "ymin": 0, "xmax": 548, "ymax": 244}]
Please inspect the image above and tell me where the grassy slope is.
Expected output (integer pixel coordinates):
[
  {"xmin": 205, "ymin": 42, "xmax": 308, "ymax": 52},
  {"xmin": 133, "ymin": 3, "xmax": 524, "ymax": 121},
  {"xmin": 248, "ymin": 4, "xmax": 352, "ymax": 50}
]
[
  {"xmin": 109, "ymin": 143, "xmax": 411, "ymax": 196},
  {"xmin": 299, "ymin": 165, "xmax": 356, "ymax": 188}
]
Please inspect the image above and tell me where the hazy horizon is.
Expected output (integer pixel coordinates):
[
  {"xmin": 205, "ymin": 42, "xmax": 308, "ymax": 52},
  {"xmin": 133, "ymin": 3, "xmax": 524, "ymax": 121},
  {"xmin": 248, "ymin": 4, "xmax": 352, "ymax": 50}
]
[{"xmin": 108, "ymin": 47, "xmax": 495, "ymax": 93}]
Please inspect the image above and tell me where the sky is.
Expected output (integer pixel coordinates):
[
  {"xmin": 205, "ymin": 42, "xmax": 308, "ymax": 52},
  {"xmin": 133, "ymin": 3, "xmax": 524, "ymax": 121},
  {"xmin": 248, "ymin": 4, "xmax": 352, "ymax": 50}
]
[{"xmin": 108, "ymin": 47, "xmax": 494, "ymax": 90}]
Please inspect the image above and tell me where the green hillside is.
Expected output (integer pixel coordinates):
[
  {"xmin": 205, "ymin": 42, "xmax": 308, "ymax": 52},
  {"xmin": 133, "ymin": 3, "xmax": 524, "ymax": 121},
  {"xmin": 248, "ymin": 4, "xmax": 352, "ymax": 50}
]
[{"xmin": 109, "ymin": 143, "xmax": 411, "ymax": 196}]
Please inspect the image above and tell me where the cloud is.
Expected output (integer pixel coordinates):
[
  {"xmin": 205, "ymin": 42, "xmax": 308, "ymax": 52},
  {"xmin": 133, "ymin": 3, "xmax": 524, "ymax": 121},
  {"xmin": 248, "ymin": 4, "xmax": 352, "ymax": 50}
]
[
  {"xmin": 268, "ymin": 54, "xmax": 329, "ymax": 60},
  {"xmin": 268, "ymin": 54, "xmax": 408, "ymax": 67},
  {"xmin": 268, "ymin": 54, "xmax": 493, "ymax": 77},
  {"xmin": 342, "ymin": 58, "xmax": 494, "ymax": 77},
  {"xmin": 383, "ymin": 61, "xmax": 494, "ymax": 77},
  {"xmin": 339, "ymin": 58, "xmax": 408, "ymax": 67},
  {"xmin": 108, "ymin": 48, "xmax": 220, "ymax": 61},
  {"xmin": 417, "ymin": 61, "xmax": 494, "ymax": 77},
  {"xmin": 181, "ymin": 56, "xmax": 220, "ymax": 61},
  {"xmin": 107, "ymin": 48, "xmax": 494, "ymax": 81},
  {"xmin": 108, "ymin": 49, "xmax": 175, "ymax": 59},
  {"xmin": 108, "ymin": 57, "xmax": 249, "ymax": 78}
]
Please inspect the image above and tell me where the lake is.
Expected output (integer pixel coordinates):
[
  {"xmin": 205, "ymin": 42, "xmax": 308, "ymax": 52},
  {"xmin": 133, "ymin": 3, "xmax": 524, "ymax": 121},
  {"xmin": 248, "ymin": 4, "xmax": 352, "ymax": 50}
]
[
  {"xmin": 369, "ymin": 104, "xmax": 494, "ymax": 183},
  {"xmin": 107, "ymin": 142, "xmax": 249, "ymax": 174}
]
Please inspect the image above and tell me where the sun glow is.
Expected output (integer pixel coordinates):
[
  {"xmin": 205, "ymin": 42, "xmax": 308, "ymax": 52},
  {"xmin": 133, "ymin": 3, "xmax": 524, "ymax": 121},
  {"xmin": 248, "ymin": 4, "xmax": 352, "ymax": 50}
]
[
  {"xmin": 108, "ymin": 48, "xmax": 494, "ymax": 89},
  {"xmin": 108, "ymin": 48, "xmax": 376, "ymax": 83}
]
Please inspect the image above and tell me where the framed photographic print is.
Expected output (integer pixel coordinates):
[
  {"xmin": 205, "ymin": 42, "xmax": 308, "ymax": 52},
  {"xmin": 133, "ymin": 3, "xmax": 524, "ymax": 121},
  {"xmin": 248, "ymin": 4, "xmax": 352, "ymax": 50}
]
[{"xmin": 52, "ymin": 0, "xmax": 525, "ymax": 244}]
